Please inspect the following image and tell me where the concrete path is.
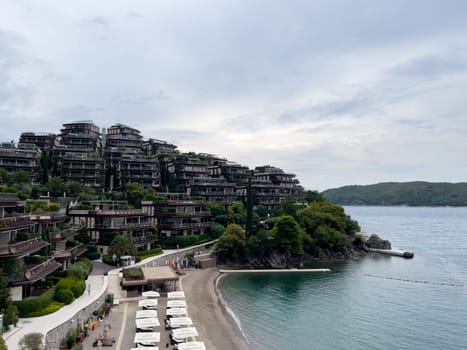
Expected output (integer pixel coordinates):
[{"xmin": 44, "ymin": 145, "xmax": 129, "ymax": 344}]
[
  {"xmin": 4, "ymin": 274, "xmax": 107, "ymax": 350},
  {"xmin": 4, "ymin": 241, "xmax": 216, "ymax": 349}
]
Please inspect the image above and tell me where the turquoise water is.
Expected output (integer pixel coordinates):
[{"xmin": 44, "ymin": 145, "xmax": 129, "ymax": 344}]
[{"xmin": 217, "ymin": 207, "xmax": 467, "ymax": 350}]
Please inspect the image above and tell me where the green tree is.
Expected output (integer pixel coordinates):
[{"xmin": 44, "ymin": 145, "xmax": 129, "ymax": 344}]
[
  {"xmin": 108, "ymin": 233, "xmax": 137, "ymax": 262},
  {"xmin": 215, "ymin": 224, "xmax": 247, "ymax": 261},
  {"xmin": 19, "ymin": 332, "xmax": 44, "ymax": 350},
  {"xmin": 227, "ymin": 201, "xmax": 246, "ymax": 226},
  {"xmin": 0, "ymin": 270, "xmax": 18, "ymax": 331},
  {"xmin": 272, "ymin": 215, "xmax": 304, "ymax": 255},
  {"xmin": 13, "ymin": 170, "xmax": 30, "ymax": 189},
  {"xmin": 304, "ymin": 190, "xmax": 325, "ymax": 203},
  {"xmin": 66, "ymin": 181, "xmax": 82, "ymax": 196},
  {"xmin": 125, "ymin": 182, "xmax": 145, "ymax": 208},
  {"xmin": 280, "ymin": 195, "xmax": 298, "ymax": 219},
  {"xmin": 47, "ymin": 176, "xmax": 65, "ymax": 196}
]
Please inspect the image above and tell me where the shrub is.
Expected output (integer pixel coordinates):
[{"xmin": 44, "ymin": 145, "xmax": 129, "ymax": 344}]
[
  {"xmin": 48, "ymin": 202, "xmax": 61, "ymax": 212},
  {"xmin": 3, "ymin": 304, "xmax": 18, "ymax": 330},
  {"xmin": 25, "ymin": 301, "xmax": 64, "ymax": 317},
  {"xmin": 56, "ymin": 275, "xmax": 78, "ymax": 290},
  {"xmin": 67, "ymin": 264, "xmax": 88, "ymax": 280},
  {"xmin": 123, "ymin": 268, "xmax": 143, "ymax": 280},
  {"xmin": 14, "ymin": 286, "xmax": 56, "ymax": 317},
  {"xmin": 71, "ymin": 280, "xmax": 86, "ymax": 298},
  {"xmin": 19, "ymin": 332, "xmax": 44, "ymax": 350},
  {"xmin": 136, "ymin": 247, "xmax": 163, "ymax": 259},
  {"xmin": 54, "ymin": 288, "xmax": 74, "ymax": 305}
]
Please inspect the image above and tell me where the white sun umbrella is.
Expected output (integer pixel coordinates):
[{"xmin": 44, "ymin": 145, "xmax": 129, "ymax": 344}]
[
  {"xmin": 136, "ymin": 310, "xmax": 158, "ymax": 319},
  {"xmin": 167, "ymin": 291, "xmax": 185, "ymax": 299},
  {"xmin": 167, "ymin": 300, "xmax": 187, "ymax": 308},
  {"xmin": 142, "ymin": 290, "xmax": 160, "ymax": 298},
  {"xmin": 134, "ymin": 332, "xmax": 160, "ymax": 346},
  {"xmin": 136, "ymin": 317, "xmax": 160, "ymax": 330},
  {"xmin": 167, "ymin": 317, "xmax": 193, "ymax": 329},
  {"xmin": 171, "ymin": 327, "xmax": 198, "ymax": 339},
  {"xmin": 139, "ymin": 299, "xmax": 158, "ymax": 309},
  {"xmin": 177, "ymin": 342, "xmax": 206, "ymax": 350},
  {"xmin": 166, "ymin": 308, "xmax": 187, "ymax": 317}
]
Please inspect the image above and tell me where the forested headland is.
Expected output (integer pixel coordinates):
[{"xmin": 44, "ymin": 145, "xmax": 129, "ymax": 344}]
[{"xmin": 322, "ymin": 182, "xmax": 467, "ymax": 206}]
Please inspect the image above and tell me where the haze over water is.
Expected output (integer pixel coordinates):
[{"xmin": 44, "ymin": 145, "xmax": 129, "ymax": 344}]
[{"xmin": 218, "ymin": 206, "xmax": 467, "ymax": 350}]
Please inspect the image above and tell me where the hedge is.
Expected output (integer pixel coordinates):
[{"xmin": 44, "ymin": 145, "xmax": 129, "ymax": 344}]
[
  {"xmin": 136, "ymin": 247, "xmax": 163, "ymax": 260},
  {"xmin": 161, "ymin": 234, "xmax": 210, "ymax": 248},
  {"xmin": 13, "ymin": 286, "xmax": 57, "ymax": 317},
  {"xmin": 71, "ymin": 280, "xmax": 86, "ymax": 298},
  {"xmin": 55, "ymin": 288, "xmax": 74, "ymax": 305},
  {"xmin": 56, "ymin": 275, "xmax": 79, "ymax": 290},
  {"xmin": 24, "ymin": 301, "xmax": 64, "ymax": 317}
]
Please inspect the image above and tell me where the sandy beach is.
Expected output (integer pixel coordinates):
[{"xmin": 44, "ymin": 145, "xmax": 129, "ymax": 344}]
[{"xmin": 181, "ymin": 269, "xmax": 249, "ymax": 350}]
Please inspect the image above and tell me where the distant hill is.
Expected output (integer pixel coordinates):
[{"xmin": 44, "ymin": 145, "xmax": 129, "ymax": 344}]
[{"xmin": 322, "ymin": 182, "xmax": 467, "ymax": 206}]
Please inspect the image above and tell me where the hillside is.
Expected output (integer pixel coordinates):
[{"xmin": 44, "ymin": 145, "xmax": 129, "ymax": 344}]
[{"xmin": 322, "ymin": 182, "xmax": 467, "ymax": 206}]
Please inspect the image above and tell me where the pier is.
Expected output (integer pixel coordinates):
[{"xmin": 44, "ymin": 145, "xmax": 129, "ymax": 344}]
[
  {"xmin": 368, "ymin": 248, "xmax": 414, "ymax": 259},
  {"xmin": 219, "ymin": 268, "xmax": 331, "ymax": 273}
]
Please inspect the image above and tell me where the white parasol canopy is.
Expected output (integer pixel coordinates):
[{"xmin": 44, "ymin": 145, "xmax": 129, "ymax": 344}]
[
  {"xmin": 177, "ymin": 342, "xmax": 206, "ymax": 350},
  {"xmin": 167, "ymin": 300, "xmax": 187, "ymax": 308},
  {"xmin": 166, "ymin": 308, "xmax": 187, "ymax": 317},
  {"xmin": 171, "ymin": 327, "xmax": 198, "ymax": 339},
  {"xmin": 134, "ymin": 332, "xmax": 160, "ymax": 344},
  {"xmin": 136, "ymin": 310, "xmax": 158, "ymax": 319},
  {"xmin": 142, "ymin": 290, "xmax": 160, "ymax": 298},
  {"xmin": 136, "ymin": 317, "xmax": 160, "ymax": 329},
  {"xmin": 139, "ymin": 299, "xmax": 158, "ymax": 308},
  {"xmin": 167, "ymin": 317, "xmax": 193, "ymax": 328},
  {"xmin": 167, "ymin": 291, "xmax": 186, "ymax": 299}
]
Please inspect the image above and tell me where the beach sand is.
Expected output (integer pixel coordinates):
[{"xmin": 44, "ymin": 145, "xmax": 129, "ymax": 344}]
[{"xmin": 181, "ymin": 269, "xmax": 249, "ymax": 350}]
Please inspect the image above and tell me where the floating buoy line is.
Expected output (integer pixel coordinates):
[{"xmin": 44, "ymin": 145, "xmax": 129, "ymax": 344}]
[{"xmin": 364, "ymin": 274, "xmax": 464, "ymax": 287}]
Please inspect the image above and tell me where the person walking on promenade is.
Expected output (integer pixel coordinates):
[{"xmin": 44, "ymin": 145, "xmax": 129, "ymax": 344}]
[{"xmin": 88, "ymin": 283, "xmax": 91, "ymax": 296}]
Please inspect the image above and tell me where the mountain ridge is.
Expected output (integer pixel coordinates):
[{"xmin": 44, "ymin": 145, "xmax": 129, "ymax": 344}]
[{"xmin": 322, "ymin": 181, "xmax": 467, "ymax": 206}]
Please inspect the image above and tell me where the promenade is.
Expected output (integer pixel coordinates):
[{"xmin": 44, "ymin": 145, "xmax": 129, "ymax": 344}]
[{"xmin": 3, "ymin": 243, "xmax": 214, "ymax": 349}]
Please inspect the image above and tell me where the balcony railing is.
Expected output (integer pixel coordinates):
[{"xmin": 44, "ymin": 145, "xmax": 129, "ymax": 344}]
[
  {"xmin": 0, "ymin": 216, "xmax": 35, "ymax": 230},
  {"xmin": 0, "ymin": 237, "xmax": 48, "ymax": 257},
  {"xmin": 133, "ymin": 236, "xmax": 158, "ymax": 245},
  {"xmin": 7, "ymin": 258, "xmax": 62, "ymax": 285},
  {"xmin": 94, "ymin": 223, "xmax": 155, "ymax": 230},
  {"xmin": 53, "ymin": 243, "xmax": 87, "ymax": 259},
  {"xmin": 161, "ymin": 211, "xmax": 211, "ymax": 218},
  {"xmin": 52, "ymin": 228, "xmax": 77, "ymax": 241},
  {"xmin": 159, "ymin": 222, "xmax": 212, "ymax": 230}
]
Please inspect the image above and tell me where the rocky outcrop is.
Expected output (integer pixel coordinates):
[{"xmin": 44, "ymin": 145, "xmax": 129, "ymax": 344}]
[{"xmin": 366, "ymin": 234, "xmax": 391, "ymax": 250}]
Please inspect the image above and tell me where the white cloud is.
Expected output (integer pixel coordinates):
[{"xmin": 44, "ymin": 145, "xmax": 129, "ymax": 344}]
[{"xmin": 1, "ymin": 0, "xmax": 467, "ymax": 190}]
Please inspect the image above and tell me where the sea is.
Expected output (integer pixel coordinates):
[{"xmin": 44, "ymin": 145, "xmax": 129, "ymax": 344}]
[{"xmin": 217, "ymin": 206, "xmax": 467, "ymax": 350}]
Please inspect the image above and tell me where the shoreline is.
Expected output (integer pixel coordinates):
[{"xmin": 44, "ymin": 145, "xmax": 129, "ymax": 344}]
[{"xmin": 180, "ymin": 269, "xmax": 249, "ymax": 350}]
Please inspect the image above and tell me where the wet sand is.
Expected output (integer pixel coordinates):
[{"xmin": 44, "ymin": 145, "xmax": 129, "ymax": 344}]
[{"xmin": 180, "ymin": 269, "xmax": 249, "ymax": 350}]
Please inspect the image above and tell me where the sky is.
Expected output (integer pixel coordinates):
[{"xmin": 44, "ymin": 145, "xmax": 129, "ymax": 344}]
[{"xmin": 1, "ymin": 0, "xmax": 467, "ymax": 191}]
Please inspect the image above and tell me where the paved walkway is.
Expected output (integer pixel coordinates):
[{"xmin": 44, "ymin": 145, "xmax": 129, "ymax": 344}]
[
  {"xmin": 3, "ymin": 242, "xmax": 215, "ymax": 349},
  {"xmin": 4, "ymin": 275, "xmax": 107, "ymax": 350}
]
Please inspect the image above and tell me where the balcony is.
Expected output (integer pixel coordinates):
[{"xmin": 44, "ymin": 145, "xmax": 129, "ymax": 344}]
[
  {"xmin": 7, "ymin": 258, "xmax": 62, "ymax": 285},
  {"xmin": 0, "ymin": 216, "xmax": 35, "ymax": 230},
  {"xmin": 133, "ymin": 235, "xmax": 158, "ymax": 246},
  {"xmin": 161, "ymin": 211, "xmax": 211, "ymax": 218},
  {"xmin": 0, "ymin": 237, "xmax": 48, "ymax": 257},
  {"xmin": 53, "ymin": 243, "xmax": 87, "ymax": 259},
  {"xmin": 159, "ymin": 222, "xmax": 212, "ymax": 230},
  {"xmin": 94, "ymin": 222, "xmax": 155, "ymax": 231},
  {"xmin": 52, "ymin": 228, "xmax": 77, "ymax": 241}
]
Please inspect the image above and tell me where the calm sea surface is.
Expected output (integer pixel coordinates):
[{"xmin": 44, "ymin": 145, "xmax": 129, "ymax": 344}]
[{"xmin": 217, "ymin": 206, "xmax": 467, "ymax": 350}]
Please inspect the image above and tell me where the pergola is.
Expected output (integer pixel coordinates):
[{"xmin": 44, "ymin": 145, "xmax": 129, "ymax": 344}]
[{"xmin": 142, "ymin": 266, "xmax": 179, "ymax": 292}]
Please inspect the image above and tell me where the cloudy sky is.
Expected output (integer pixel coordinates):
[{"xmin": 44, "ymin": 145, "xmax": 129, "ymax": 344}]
[{"xmin": 1, "ymin": 0, "xmax": 467, "ymax": 191}]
